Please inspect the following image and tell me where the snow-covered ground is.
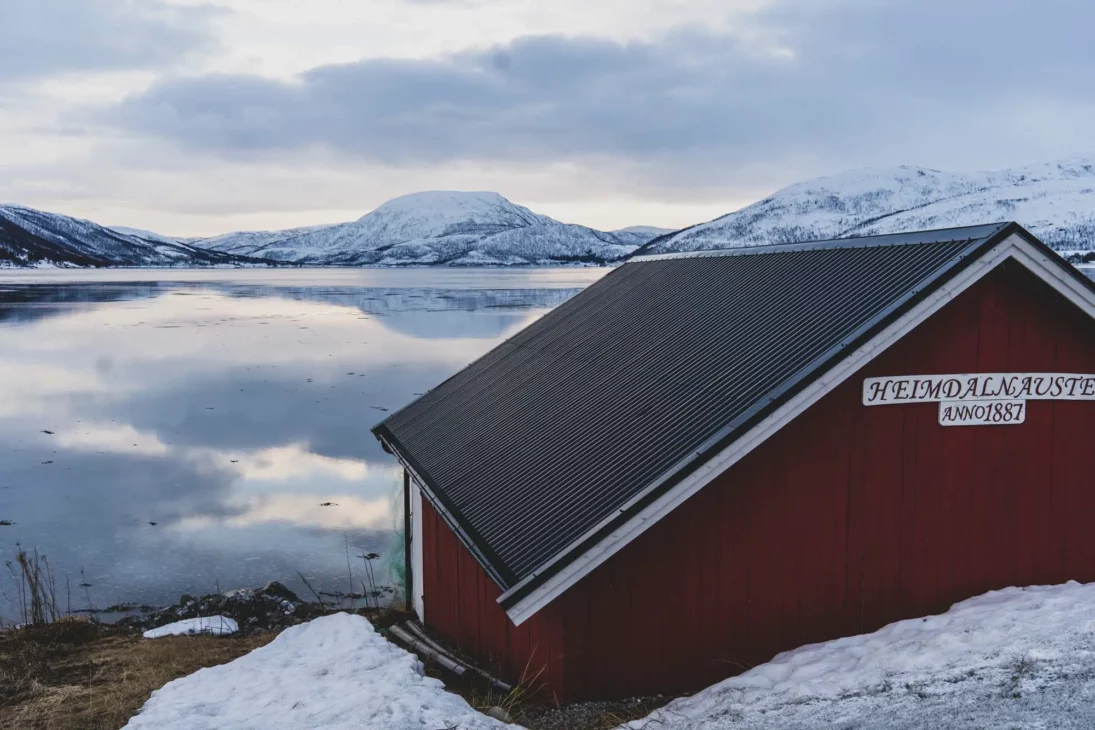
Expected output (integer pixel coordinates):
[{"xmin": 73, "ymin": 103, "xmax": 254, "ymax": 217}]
[
  {"xmin": 122, "ymin": 584, "xmax": 1095, "ymax": 729},
  {"xmin": 143, "ymin": 616, "xmax": 239, "ymax": 638},
  {"xmin": 627, "ymin": 582, "xmax": 1095, "ymax": 729},
  {"xmin": 124, "ymin": 612, "xmax": 517, "ymax": 730}
]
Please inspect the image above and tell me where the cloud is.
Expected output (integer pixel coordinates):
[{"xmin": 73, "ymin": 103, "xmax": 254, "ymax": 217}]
[
  {"xmin": 0, "ymin": 0, "xmax": 220, "ymax": 85},
  {"xmin": 174, "ymin": 493, "xmax": 393, "ymax": 531},
  {"xmin": 209, "ymin": 443, "xmax": 369, "ymax": 483},
  {"xmin": 51, "ymin": 425, "xmax": 368, "ymax": 484},
  {"xmin": 104, "ymin": 0, "xmax": 1095, "ymax": 176},
  {"xmin": 55, "ymin": 423, "xmax": 171, "ymax": 456},
  {"xmin": 0, "ymin": 361, "xmax": 102, "ymax": 418}
]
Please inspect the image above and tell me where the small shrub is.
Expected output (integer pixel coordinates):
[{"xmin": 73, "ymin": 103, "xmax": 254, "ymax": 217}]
[{"xmin": 4, "ymin": 548, "xmax": 60, "ymax": 627}]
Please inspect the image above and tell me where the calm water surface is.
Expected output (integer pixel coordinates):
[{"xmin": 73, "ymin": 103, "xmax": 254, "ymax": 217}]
[{"xmin": 0, "ymin": 268, "xmax": 607, "ymax": 619}]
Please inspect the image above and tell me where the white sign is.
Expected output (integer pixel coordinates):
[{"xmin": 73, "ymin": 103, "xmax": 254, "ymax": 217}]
[
  {"xmin": 863, "ymin": 373, "xmax": 1095, "ymax": 405},
  {"xmin": 862, "ymin": 373, "xmax": 1095, "ymax": 427},
  {"xmin": 938, "ymin": 399, "xmax": 1026, "ymax": 426}
]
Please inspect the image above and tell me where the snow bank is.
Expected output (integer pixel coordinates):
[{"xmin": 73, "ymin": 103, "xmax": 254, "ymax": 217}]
[
  {"xmin": 124, "ymin": 612, "xmax": 518, "ymax": 730},
  {"xmin": 627, "ymin": 582, "xmax": 1095, "ymax": 729},
  {"xmin": 143, "ymin": 616, "xmax": 239, "ymax": 638}
]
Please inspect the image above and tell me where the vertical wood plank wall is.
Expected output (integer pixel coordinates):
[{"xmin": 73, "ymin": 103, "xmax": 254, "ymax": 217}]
[
  {"xmin": 419, "ymin": 262, "xmax": 1095, "ymax": 701},
  {"xmin": 419, "ymin": 498, "xmax": 567, "ymax": 697}
]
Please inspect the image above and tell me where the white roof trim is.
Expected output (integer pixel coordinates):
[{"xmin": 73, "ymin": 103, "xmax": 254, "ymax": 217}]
[
  {"xmin": 504, "ymin": 233, "xmax": 1095, "ymax": 625},
  {"xmin": 410, "ymin": 480, "xmax": 425, "ymax": 621}
]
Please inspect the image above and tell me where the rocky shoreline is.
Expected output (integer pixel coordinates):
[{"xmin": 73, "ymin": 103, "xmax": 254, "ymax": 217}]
[{"xmin": 113, "ymin": 582, "xmax": 354, "ymax": 636}]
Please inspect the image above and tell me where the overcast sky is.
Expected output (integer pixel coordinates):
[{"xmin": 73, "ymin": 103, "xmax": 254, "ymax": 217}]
[{"xmin": 2, "ymin": 0, "xmax": 1093, "ymax": 236}]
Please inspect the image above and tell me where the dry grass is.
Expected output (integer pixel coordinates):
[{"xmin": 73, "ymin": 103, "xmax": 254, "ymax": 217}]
[
  {"xmin": 0, "ymin": 610, "xmax": 665, "ymax": 730},
  {"xmin": 456, "ymin": 654, "xmax": 670, "ymax": 730},
  {"xmin": 0, "ymin": 618, "xmax": 274, "ymax": 730}
]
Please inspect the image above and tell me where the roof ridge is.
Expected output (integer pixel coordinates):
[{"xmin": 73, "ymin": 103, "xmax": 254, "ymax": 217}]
[{"xmin": 628, "ymin": 222, "xmax": 1014, "ymax": 263}]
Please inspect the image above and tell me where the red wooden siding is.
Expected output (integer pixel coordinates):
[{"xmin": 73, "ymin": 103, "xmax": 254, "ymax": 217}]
[
  {"xmin": 419, "ymin": 499, "xmax": 567, "ymax": 698},
  {"xmin": 420, "ymin": 261, "xmax": 1095, "ymax": 701}
]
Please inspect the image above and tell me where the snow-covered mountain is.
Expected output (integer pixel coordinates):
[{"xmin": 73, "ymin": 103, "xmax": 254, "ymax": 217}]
[
  {"xmin": 196, "ymin": 224, "xmax": 340, "ymax": 256},
  {"xmin": 197, "ymin": 191, "xmax": 662, "ymax": 266},
  {"xmin": 0, "ymin": 206, "xmax": 264, "ymax": 268},
  {"xmin": 13, "ymin": 159, "xmax": 1095, "ymax": 269},
  {"xmin": 639, "ymin": 158, "xmax": 1095, "ymax": 257},
  {"xmin": 107, "ymin": 226, "xmax": 202, "ymax": 245},
  {"xmin": 609, "ymin": 225, "xmax": 676, "ymax": 247},
  {"xmin": 0, "ymin": 194, "xmax": 669, "ymax": 268}
]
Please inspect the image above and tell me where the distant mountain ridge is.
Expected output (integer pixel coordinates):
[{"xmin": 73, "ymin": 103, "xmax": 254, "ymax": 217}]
[
  {"xmin": 0, "ymin": 192, "xmax": 670, "ymax": 268},
  {"xmin": 197, "ymin": 224, "xmax": 340, "ymax": 256},
  {"xmin": 638, "ymin": 158, "xmax": 1095, "ymax": 256},
  {"xmin": 0, "ymin": 206, "xmax": 262, "ymax": 268},
  {"xmin": 6, "ymin": 161, "xmax": 1095, "ymax": 269},
  {"xmin": 107, "ymin": 226, "xmax": 203, "ymax": 245},
  {"xmin": 196, "ymin": 191, "xmax": 662, "ymax": 266}
]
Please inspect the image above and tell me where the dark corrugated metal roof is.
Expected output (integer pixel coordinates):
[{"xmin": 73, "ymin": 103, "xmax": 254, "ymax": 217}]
[{"xmin": 374, "ymin": 222, "xmax": 1036, "ymax": 597}]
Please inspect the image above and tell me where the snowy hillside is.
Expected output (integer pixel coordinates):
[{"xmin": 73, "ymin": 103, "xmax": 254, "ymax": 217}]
[
  {"xmin": 640, "ymin": 158, "xmax": 1095, "ymax": 256},
  {"xmin": 196, "ymin": 192, "xmax": 663, "ymax": 266},
  {"xmin": 630, "ymin": 581, "xmax": 1095, "ymax": 729},
  {"xmin": 197, "ymin": 224, "xmax": 340, "ymax": 256},
  {"xmin": 107, "ymin": 226, "xmax": 203, "ymax": 246},
  {"xmin": 610, "ymin": 225, "xmax": 675, "ymax": 247},
  {"xmin": 0, "ymin": 206, "xmax": 263, "ymax": 268}
]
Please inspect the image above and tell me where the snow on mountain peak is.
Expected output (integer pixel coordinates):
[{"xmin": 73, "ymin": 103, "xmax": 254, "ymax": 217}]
[
  {"xmin": 365, "ymin": 190, "xmax": 523, "ymax": 219},
  {"xmin": 348, "ymin": 190, "xmax": 547, "ymax": 241}
]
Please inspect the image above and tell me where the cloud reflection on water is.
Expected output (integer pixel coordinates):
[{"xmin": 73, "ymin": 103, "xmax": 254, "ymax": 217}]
[{"xmin": 0, "ymin": 269, "xmax": 603, "ymax": 616}]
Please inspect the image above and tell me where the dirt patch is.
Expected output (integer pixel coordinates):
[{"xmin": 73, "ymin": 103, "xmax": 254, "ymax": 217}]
[
  {"xmin": 453, "ymin": 673, "xmax": 672, "ymax": 730},
  {"xmin": 0, "ymin": 618, "xmax": 274, "ymax": 730},
  {"xmin": 514, "ymin": 697, "xmax": 671, "ymax": 730},
  {"xmin": 400, "ymin": 626, "xmax": 675, "ymax": 730}
]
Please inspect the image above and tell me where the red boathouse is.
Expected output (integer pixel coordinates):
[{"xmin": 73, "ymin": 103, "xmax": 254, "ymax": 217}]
[{"xmin": 373, "ymin": 223, "xmax": 1095, "ymax": 700}]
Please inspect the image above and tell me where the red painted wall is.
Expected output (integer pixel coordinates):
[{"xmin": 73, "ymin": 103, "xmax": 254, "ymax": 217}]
[
  {"xmin": 419, "ymin": 498, "xmax": 568, "ymax": 698},
  {"xmin": 420, "ymin": 261, "xmax": 1095, "ymax": 701}
]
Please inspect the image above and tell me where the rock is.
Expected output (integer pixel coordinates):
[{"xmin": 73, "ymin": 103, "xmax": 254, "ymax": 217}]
[
  {"xmin": 261, "ymin": 581, "xmax": 301, "ymax": 603},
  {"xmin": 115, "ymin": 615, "xmax": 148, "ymax": 631},
  {"xmin": 119, "ymin": 580, "xmax": 336, "ymax": 636},
  {"xmin": 485, "ymin": 707, "xmax": 512, "ymax": 723}
]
